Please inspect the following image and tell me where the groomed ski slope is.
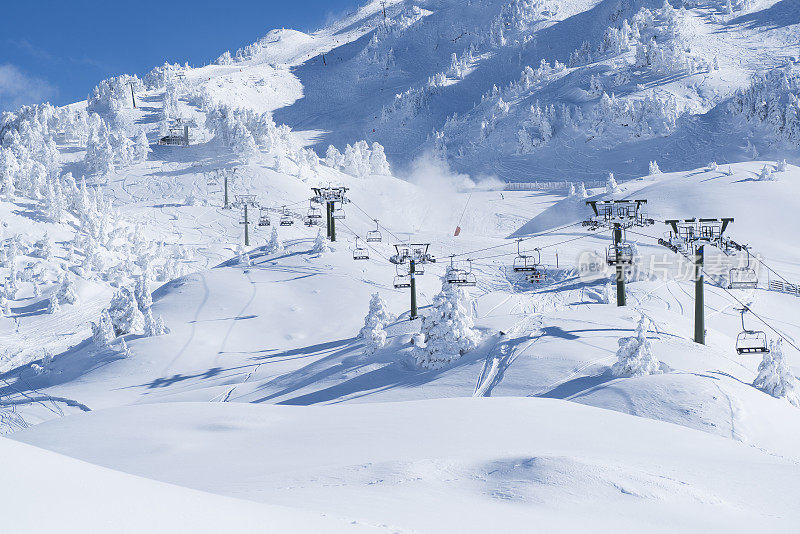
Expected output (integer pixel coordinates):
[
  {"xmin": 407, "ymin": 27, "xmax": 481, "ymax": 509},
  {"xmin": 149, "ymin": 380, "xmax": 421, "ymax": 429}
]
[{"xmin": 2, "ymin": 0, "xmax": 800, "ymax": 531}]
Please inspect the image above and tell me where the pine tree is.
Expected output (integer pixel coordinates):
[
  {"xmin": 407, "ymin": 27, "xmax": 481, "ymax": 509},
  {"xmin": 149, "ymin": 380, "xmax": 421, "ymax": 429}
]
[
  {"xmin": 311, "ymin": 229, "xmax": 330, "ymax": 254},
  {"xmin": 266, "ymin": 226, "xmax": 284, "ymax": 254},
  {"xmin": 134, "ymin": 273, "xmax": 153, "ymax": 311},
  {"xmin": 649, "ymin": 160, "xmax": 661, "ymax": 175},
  {"xmin": 359, "ymin": 293, "xmax": 395, "ymax": 339},
  {"xmin": 753, "ymin": 339, "xmax": 800, "ymax": 406},
  {"xmin": 611, "ymin": 315, "xmax": 661, "ymax": 377},
  {"xmin": 47, "ymin": 293, "xmax": 60, "ymax": 314},
  {"xmin": 56, "ymin": 273, "xmax": 79, "ymax": 304},
  {"xmin": 92, "ymin": 309, "xmax": 116, "ymax": 348},
  {"xmin": 606, "ymin": 172, "xmax": 620, "ymax": 194},
  {"xmin": 108, "ymin": 287, "xmax": 145, "ymax": 336},
  {"xmin": 143, "ymin": 307, "xmax": 168, "ymax": 336},
  {"xmin": 414, "ymin": 269, "xmax": 480, "ymax": 369},
  {"xmin": 133, "ymin": 130, "xmax": 151, "ymax": 162}
]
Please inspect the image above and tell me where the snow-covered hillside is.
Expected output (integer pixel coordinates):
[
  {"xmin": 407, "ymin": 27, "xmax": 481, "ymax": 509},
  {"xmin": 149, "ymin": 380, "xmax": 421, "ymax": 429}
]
[{"xmin": 2, "ymin": 0, "xmax": 800, "ymax": 531}]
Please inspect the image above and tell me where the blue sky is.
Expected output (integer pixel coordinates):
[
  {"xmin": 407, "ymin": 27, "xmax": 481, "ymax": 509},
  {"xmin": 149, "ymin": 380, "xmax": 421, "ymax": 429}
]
[{"xmin": 0, "ymin": 0, "xmax": 362, "ymax": 111}]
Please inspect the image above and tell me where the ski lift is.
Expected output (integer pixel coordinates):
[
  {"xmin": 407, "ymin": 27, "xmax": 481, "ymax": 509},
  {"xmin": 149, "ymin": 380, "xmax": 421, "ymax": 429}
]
[
  {"xmin": 366, "ymin": 219, "xmax": 382, "ymax": 243},
  {"xmin": 353, "ymin": 238, "xmax": 369, "ymax": 260},
  {"xmin": 258, "ymin": 208, "xmax": 271, "ymax": 227},
  {"xmin": 446, "ymin": 256, "xmax": 477, "ymax": 286},
  {"xmin": 393, "ymin": 264, "xmax": 411, "ymax": 288},
  {"xmin": 728, "ymin": 248, "xmax": 758, "ymax": 290},
  {"xmin": 331, "ymin": 202, "xmax": 346, "ymax": 220},
  {"xmin": 304, "ymin": 217, "xmax": 315, "ymax": 227},
  {"xmin": 307, "ymin": 201, "xmax": 322, "ymax": 220},
  {"xmin": 735, "ymin": 307, "xmax": 769, "ymax": 355},
  {"xmin": 606, "ymin": 243, "xmax": 634, "ymax": 265},
  {"xmin": 279, "ymin": 206, "xmax": 294, "ymax": 226},
  {"xmin": 513, "ymin": 240, "xmax": 541, "ymax": 272}
]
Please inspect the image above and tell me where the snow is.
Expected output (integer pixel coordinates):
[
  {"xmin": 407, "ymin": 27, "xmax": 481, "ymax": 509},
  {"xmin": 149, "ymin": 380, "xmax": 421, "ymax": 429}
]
[
  {"xmin": 2, "ymin": 0, "xmax": 800, "ymax": 530},
  {"xmin": 13, "ymin": 398, "xmax": 800, "ymax": 533}
]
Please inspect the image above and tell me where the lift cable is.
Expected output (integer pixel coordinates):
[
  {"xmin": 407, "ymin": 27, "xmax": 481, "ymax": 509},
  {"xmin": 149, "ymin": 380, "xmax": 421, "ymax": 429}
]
[{"xmin": 624, "ymin": 229, "xmax": 800, "ymax": 353}]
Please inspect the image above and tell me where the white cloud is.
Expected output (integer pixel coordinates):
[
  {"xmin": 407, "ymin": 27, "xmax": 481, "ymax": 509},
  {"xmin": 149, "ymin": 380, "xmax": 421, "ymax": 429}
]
[{"xmin": 0, "ymin": 64, "xmax": 56, "ymax": 112}]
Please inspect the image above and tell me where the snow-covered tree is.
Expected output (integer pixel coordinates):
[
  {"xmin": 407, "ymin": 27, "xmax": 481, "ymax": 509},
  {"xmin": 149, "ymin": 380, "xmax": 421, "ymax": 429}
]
[
  {"xmin": 217, "ymin": 50, "xmax": 233, "ymax": 65},
  {"xmin": 118, "ymin": 338, "xmax": 132, "ymax": 359},
  {"xmin": 606, "ymin": 172, "xmax": 620, "ymax": 194},
  {"xmin": 649, "ymin": 160, "xmax": 661, "ymax": 175},
  {"xmin": 576, "ymin": 182, "xmax": 588, "ymax": 198},
  {"xmin": 777, "ymin": 159, "xmax": 788, "ymax": 172},
  {"xmin": 758, "ymin": 165, "xmax": 775, "ymax": 181},
  {"xmin": 56, "ymin": 273, "xmax": 79, "ymax": 304},
  {"xmin": 707, "ymin": 161, "xmax": 718, "ymax": 171},
  {"xmin": 143, "ymin": 307, "xmax": 168, "ymax": 337},
  {"xmin": 311, "ymin": 229, "xmax": 330, "ymax": 254},
  {"xmin": 84, "ymin": 119, "xmax": 115, "ymax": 176},
  {"xmin": 325, "ymin": 145, "xmax": 344, "ymax": 168},
  {"xmin": 359, "ymin": 292, "xmax": 395, "ymax": 339},
  {"xmin": 266, "ymin": 226, "xmax": 284, "ymax": 254},
  {"xmin": 753, "ymin": 339, "xmax": 799, "ymax": 406},
  {"xmin": 91, "ymin": 309, "xmax": 116, "ymax": 348},
  {"xmin": 414, "ymin": 269, "xmax": 481, "ymax": 369},
  {"xmin": 46, "ymin": 293, "xmax": 60, "ymax": 314},
  {"xmin": 364, "ymin": 321, "xmax": 387, "ymax": 354},
  {"xmin": 369, "ymin": 142, "xmax": 391, "ymax": 175},
  {"xmin": 107, "ymin": 287, "xmax": 145, "ymax": 336},
  {"xmin": 134, "ymin": 273, "xmax": 153, "ymax": 311},
  {"xmin": 611, "ymin": 315, "xmax": 661, "ymax": 377},
  {"xmin": 133, "ymin": 130, "xmax": 151, "ymax": 162}
]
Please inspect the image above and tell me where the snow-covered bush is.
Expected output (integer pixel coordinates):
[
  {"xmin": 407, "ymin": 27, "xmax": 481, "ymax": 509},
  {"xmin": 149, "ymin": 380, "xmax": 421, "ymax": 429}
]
[
  {"xmin": 610, "ymin": 315, "xmax": 661, "ymax": 377},
  {"xmin": 311, "ymin": 229, "xmax": 330, "ymax": 255},
  {"xmin": 107, "ymin": 287, "xmax": 145, "ymax": 336},
  {"xmin": 360, "ymin": 293, "xmax": 395, "ymax": 340},
  {"xmin": 753, "ymin": 339, "xmax": 799, "ymax": 406},
  {"xmin": 414, "ymin": 269, "xmax": 480, "ymax": 369},
  {"xmin": 266, "ymin": 227, "xmax": 284, "ymax": 254}
]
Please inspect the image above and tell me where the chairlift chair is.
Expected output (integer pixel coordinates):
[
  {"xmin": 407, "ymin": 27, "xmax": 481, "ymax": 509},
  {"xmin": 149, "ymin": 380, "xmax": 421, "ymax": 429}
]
[
  {"xmin": 279, "ymin": 206, "xmax": 294, "ymax": 226},
  {"xmin": 393, "ymin": 275, "xmax": 411, "ymax": 288},
  {"xmin": 735, "ymin": 307, "xmax": 769, "ymax": 355},
  {"xmin": 353, "ymin": 238, "xmax": 369, "ymax": 260},
  {"xmin": 606, "ymin": 243, "xmax": 634, "ymax": 265},
  {"xmin": 331, "ymin": 203, "xmax": 346, "ymax": 220},
  {"xmin": 527, "ymin": 268, "xmax": 546, "ymax": 284},
  {"xmin": 304, "ymin": 217, "xmax": 315, "ymax": 227},
  {"xmin": 728, "ymin": 248, "xmax": 758, "ymax": 290},
  {"xmin": 258, "ymin": 208, "xmax": 271, "ymax": 227},
  {"xmin": 366, "ymin": 219, "xmax": 382, "ymax": 243},
  {"xmin": 513, "ymin": 241, "xmax": 541, "ymax": 272},
  {"xmin": 307, "ymin": 201, "xmax": 322, "ymax": 220}
]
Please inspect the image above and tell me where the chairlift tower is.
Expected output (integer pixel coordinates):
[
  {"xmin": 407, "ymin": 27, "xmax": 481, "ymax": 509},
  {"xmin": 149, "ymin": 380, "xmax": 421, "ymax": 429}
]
[
  {"xmin": 311, "ymin": 187, "xmax": 349, "ymax": 242},
  {"xmin": 390, "ymin": 243, "xmax": 436, "ymax": 320},
  {"xmin": 585, "ymin": 200, "xmax": 652, "ymax": 307},
  {"xmin": 664, "ymin": 217, "xmax": 734, "ymax": 345},
  {"xmin": 127, "ymin": 81, "xmax": 137, "ymax": 109},
  {"xmin": 235, "ymin": 195, "xmax": 258, "ymax": 247}
]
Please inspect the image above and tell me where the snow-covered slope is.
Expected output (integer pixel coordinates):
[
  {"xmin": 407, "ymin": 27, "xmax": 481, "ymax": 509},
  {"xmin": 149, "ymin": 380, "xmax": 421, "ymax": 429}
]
[
  {"xmin": 0, "ymin": 435, "xmax": 383, "ymax": 533},
  {"xmin": 14, "ymin": 398, "xmax": 800, "ymax": 533},
  {"xmin": 2, "ymin": 0, "xmax": 800, "ymax": 531}
]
